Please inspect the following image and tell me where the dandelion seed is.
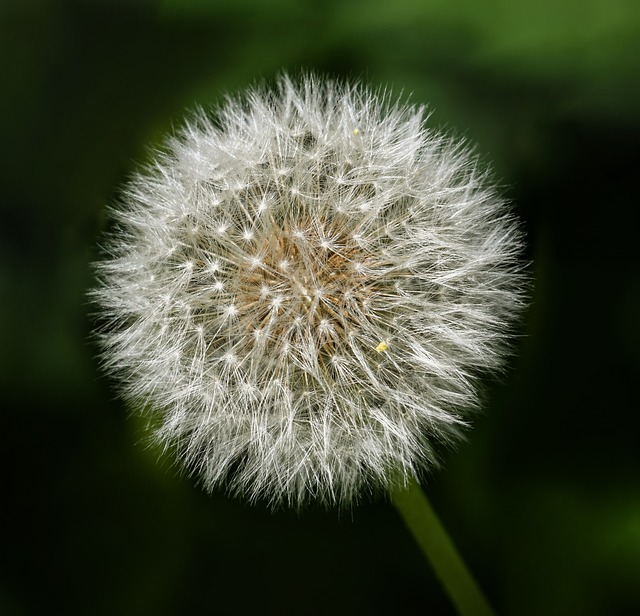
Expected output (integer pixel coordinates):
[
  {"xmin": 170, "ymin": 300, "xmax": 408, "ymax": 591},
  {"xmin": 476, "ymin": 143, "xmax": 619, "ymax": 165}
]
[{"xmin": 92, "ymin": 73, "xmax": 527, "ymax": 508}]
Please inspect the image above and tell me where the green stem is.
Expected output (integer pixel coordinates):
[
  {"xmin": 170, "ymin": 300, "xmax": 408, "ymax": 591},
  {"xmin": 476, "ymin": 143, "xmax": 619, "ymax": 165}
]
[{"xmin": 391, "ymin": 477, "xmax": 496, "ymax": 616}]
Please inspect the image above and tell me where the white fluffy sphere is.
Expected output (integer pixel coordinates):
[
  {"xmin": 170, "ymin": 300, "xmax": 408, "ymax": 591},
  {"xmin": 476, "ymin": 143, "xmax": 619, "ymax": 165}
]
[{"xmin": 93, "ymin": 74, "xmax": 526, "ymax": 507}]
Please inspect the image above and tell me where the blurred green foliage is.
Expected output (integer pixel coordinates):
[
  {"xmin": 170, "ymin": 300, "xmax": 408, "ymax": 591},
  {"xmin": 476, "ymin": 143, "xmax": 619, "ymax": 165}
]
[{"xmin": 2, "ymin": 1, "xmax": 639, "ymax": 614}]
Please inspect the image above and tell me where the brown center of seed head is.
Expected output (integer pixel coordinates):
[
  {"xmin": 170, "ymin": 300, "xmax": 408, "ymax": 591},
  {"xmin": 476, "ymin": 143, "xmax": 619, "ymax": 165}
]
[{"xmin": 233, "ymin": 214, "xmax": 375, "ymax": 362}]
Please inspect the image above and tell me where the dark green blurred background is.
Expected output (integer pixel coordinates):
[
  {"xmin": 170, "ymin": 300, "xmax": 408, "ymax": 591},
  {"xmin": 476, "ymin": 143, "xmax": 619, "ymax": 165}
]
[{"xmin": 2, "ymin": 0, "xmax": 639, "ymax": 614}]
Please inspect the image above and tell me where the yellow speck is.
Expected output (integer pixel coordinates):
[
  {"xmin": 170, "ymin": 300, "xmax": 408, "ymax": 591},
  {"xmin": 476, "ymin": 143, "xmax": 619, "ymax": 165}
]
[
  {"xmin": 353, "ymin": 128, "xmax": 360, "ymax": 136},
  {"xmin": 375, "ymin": 341, "xmax": 388, "ymax": 353}
]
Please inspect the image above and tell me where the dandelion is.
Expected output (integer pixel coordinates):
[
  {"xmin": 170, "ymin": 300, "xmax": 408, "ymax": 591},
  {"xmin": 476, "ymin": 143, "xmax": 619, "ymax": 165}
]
[{"xmin": 93, "ymin": 74, "xmax": 526, "ymax": 510}]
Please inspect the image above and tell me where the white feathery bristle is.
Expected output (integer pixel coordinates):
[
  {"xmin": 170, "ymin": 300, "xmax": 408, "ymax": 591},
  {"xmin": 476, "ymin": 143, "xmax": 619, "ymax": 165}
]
[{"xmin": 92, "ymin": 74, "xmax": 527, "ymax": 508}]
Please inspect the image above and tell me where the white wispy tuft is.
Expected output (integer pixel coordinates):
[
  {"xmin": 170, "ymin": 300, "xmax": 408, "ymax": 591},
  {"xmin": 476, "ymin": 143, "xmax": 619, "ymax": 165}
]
[{"xmin": 92, "ymin": 74, "xmax": 527, "ymax": 508}]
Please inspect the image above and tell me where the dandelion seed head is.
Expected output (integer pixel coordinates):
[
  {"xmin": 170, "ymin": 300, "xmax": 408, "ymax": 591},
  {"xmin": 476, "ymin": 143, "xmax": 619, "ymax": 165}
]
[{"xmin": 92, "ymin": 73, "xmax": 527, "ymax": 508}]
